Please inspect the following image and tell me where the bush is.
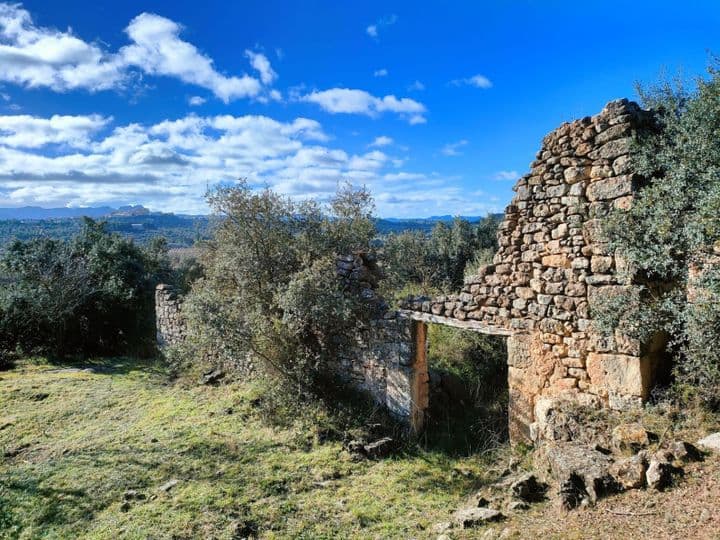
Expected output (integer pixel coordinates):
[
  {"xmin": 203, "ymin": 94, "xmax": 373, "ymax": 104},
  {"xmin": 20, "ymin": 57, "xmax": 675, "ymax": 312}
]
[
  {"xmin": 180, "ymin": 181, "xmax": 377, "ymax": 394},
  {"xmin": 381, "ymin": 215, "xmax": 500, "ymax": 294},
  {"xmin": 0, "ymin": 219, "xmax": 172, "ymax": 358},
  {"xmin": 597, "ymin": 64, "xmax": 720, "ymax": 407}
]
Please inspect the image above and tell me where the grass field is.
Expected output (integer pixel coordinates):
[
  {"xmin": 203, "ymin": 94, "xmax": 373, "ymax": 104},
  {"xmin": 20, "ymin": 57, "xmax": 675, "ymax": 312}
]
[{"xmin": 0, "ymin": 358, "xmax": 512, "ymax": 539}]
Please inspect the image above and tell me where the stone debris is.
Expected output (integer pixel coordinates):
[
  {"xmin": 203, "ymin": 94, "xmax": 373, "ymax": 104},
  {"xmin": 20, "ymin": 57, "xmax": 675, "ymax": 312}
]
[
  {"xmin": 201, "ymin": 368, "xmax": 225, "ymax": 385},
  {"xmin": 452, "ymin": 507, "xmax": 504, "ymax": 529},
  {"xmin": 159, "ymin": 479, "xmax": 179, "ymax": 492},
  {"xmin": 611, "ymin": 423, "xmax": 650, "ymax": 453},
  {"xmin": 646, "ymin": 459, "xmax": 673, "ymax": 490},
  {"xmin": 510, "ymin": 473, "xmax": 548, "ymax": 502},
  {"xmin": 697, "ymin": 432, "xmax": 720, "ymax": 452},
  {"xmin": 665, "ymin": 440, "xmax": 702, "ymax": 463},
  {"xmin": 609, "ymin": 453, "xmax": 647, "ymax": 490}
]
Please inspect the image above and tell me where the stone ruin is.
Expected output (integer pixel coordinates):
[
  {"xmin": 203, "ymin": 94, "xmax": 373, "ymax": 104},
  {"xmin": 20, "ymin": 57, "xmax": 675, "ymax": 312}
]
[
  {"xmin": 155, "ymin": 283, "xmax": 186, "ymax": 347},
  {"xmin": 156, "ymin": 98, "xmax": 673, "ymax": 445},
  {"xmin": 399, "ymin": 98, "xmax": 665, "ymax": 442}
]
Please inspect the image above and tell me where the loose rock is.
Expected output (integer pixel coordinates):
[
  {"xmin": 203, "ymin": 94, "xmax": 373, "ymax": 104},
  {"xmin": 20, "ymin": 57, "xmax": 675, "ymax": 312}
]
[{"xmin": 452, "ymin": 507, "xmax": 504, "ymax": 529}]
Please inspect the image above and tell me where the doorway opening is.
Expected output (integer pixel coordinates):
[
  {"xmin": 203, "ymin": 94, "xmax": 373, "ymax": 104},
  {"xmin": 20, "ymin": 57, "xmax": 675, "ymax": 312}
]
[{"xmin": 420, "ymin": 322, "xmax": 508, "ymax": 455}]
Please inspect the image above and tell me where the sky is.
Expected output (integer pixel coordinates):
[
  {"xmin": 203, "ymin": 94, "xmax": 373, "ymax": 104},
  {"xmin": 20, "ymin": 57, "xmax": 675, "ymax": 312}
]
[{"xmin": 0, "ymin": 1, "xmax": 719, "ymax": 217}]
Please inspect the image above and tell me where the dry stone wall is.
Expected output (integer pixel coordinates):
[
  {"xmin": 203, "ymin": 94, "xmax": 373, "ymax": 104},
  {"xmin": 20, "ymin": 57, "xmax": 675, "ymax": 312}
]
[
  {"xmin": 155, "ymin": 284, "xmax": 186, "ymax": 347},
  {"xmin": 401, "ymin": 99, "xmax": 664, "ymax": 442}
]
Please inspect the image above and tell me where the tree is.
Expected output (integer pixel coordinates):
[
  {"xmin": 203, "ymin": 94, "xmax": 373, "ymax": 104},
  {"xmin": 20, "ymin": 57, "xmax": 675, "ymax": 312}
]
[
  {"xmin": 599, "ymin": 64, "xmax": 720, "ymax": 406},
  {"xmin": 0, "ymin": 219, "xmax": 172, "ymax": 357},
  {"xmin": 181, "ymin": 181, "xmax": 377, "ymax": 392}
]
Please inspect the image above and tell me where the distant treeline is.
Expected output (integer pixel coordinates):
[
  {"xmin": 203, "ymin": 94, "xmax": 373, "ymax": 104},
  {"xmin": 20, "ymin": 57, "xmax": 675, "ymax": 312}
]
[{"xmin": 0, "ymin": 212, "xmax": 504, "ymax": 248}]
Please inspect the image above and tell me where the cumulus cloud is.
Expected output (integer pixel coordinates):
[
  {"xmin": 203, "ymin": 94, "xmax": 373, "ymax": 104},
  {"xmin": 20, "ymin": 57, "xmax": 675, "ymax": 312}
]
[
  {"xmin": 407, "ymin": 80, "xmax": 425, "ymax": 91},
  {"xmin": 301, "ymin": 88, "xmax": 426, "ymax": 124},
  {"xmin": 0, "ymin": 4, "xmax": 276, "ymax": 102},
  {"xmin": 0, "ymin": 112, "xmax": 489, "ymax": 216},
  {"xmin": 493, "ymin": 170, "xmax": 518, "ymax": 181},
  {"xmin": 451, "ymin": 74, "xmax": 493, "ymax": 89},
  {"xmin": 0, "ymin": 114, "xmax": 109, "ymax": 148},
  {"xmin": 373, "ymin": 68, "xmax": 388, "ymax": 77},
  {"xmin": 188, "ymin": 95, "xmax": 206, "ymax": 106},
  {"xmin": 245, "ymin": 50, "xmax": 277, "ymax": 85},
  {"xmin": 369, "ymin": 135, "xmax": 393, "ymax": 147},
  {"xmin": 366, "ymin": 14, "xmax": 397, "ymax": 39},
  {"xmin": 441, "ymin": 139, "xmax": 468, "ymax": 156}
]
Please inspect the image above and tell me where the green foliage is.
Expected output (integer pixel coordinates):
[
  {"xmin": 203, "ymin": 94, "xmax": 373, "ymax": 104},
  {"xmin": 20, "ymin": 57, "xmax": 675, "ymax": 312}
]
[
  {"xmin": 381, "ymin": 215, "xmax": 500, "ymax": 294},
  {"xmin": 599, "ymin": 63, "xmax": 720, "ymax": 406},
  {"xmin": 180, "ymin": 181, "xmax": 377, "ymax": 393},
  {"xmin": 0, "ymin": 219, "xmax": 172, "ymax": 358},
  {"xmin": 424, "ymin": 324, "xmax": 508, "ymax": 455}
]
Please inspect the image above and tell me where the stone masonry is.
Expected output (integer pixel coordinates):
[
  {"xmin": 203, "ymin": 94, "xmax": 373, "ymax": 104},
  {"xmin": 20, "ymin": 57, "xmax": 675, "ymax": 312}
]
[
  {"xmin": 401, "ymin": 99, "xmax": 666, "ymax": 442},
  {"xmin": 155, "ymin": 284, "xmax": 186, "ymax": 347}
]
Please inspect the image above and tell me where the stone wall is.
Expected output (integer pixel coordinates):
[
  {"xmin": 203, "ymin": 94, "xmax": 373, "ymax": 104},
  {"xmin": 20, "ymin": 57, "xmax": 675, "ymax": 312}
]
[
  {"xmin": 401, "ymin": 99, "xmax": 664, "ymax": 442},
  {"xmin": 155, "ymin": 284, "xmax": 186, "ymax": 347}
]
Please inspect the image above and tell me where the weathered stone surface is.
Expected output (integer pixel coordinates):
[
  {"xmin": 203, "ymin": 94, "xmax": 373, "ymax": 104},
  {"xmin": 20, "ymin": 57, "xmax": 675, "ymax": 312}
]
[
  {"xmin": 510, "ymin": 474, "xmax": 548, "ymax": 502},
  {"xmin": 611, "ymin": 423, "xmax": 650, "ymax": 453},
  {"xmin": 697, "ymin": 432, "xmax": 720, "ymax": 452},
  {"xmin": 646, "ymin": 459, "xmax": 672, "ymax": 490},
  {"xmin": 609, "ymin": 454, "xmax": 647, "ymax": 489},
  {"xmin": 538, "ymin": 442, "xmax": 617, "ymax": 509},
  {"xmin": 452, "ymin": 507, "xmax": 504, "ymax": 528}
]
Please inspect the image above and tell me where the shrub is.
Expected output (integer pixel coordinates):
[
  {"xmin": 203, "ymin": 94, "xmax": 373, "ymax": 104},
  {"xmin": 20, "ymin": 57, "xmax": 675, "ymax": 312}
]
[
  {"xmin": 597, "ymin": 64, "xmax": 720, "ymax": 407},
  {"xmin": 180, "ymin": 181, "xmax": 377, "ymax": 394},
  {"xmin": 381, "ymin": 215, "xmax": 499, "ymax": 294},
  {"xmin": 0, "ymin": 219, "xmax": 172, "ymax": 358}
]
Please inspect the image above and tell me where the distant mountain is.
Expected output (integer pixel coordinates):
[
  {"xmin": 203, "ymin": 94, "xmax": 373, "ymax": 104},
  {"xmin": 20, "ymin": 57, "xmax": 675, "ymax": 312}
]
[{"xmin": 0, "ymin": 206, "xmax": 116, "ymax": 220}]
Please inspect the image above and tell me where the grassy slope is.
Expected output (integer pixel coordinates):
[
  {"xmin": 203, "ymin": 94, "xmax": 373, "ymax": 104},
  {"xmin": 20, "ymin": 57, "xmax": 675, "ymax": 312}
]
[
  {"xmin": 3, "ymin": 359, "xmax": 720, "ymax": 540},
  {"xmin": 0, "ymin": 359, "xmax": 504, "ymax": 540}
]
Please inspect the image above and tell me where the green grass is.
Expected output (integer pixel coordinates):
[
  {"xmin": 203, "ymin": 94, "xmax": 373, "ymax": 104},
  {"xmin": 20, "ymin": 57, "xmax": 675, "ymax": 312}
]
[{"xmin": 0, "ymin": 358, "xmax": 509, "ymax": 539}]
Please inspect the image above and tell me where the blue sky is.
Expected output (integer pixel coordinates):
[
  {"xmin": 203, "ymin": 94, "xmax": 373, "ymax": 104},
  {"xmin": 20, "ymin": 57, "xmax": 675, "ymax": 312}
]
[{"xmin": 0, "ymin": 1, "xmax": 718, "ymax": 216}]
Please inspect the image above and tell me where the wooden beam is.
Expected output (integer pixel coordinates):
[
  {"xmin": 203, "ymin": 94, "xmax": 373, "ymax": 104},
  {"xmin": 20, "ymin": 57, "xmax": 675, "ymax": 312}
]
[{"xmin": 397, "ymin": 310, "xmax": 516, "ymax": 336}]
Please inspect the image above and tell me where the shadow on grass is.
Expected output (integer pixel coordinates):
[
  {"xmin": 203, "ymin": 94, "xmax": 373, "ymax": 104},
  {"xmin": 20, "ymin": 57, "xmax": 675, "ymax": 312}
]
[{"xmin": 35, "ymin": 355, "xmax": 168, "ymax": 377}]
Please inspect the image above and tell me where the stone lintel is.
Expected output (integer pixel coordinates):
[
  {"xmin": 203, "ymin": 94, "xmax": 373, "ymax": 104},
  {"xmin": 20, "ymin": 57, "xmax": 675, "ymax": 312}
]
[{"xmin": 397, "ymin": 309, "xmax": 516, "ymax": 337}]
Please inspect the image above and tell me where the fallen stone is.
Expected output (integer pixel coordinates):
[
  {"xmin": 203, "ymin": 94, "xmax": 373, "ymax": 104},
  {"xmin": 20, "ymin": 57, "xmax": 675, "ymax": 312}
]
[
  {"xmin": 430, "ymin": 521, "xmax": 452, "ymax": 534},
  {"xmin": 609, "ymin": 453, "xmax": 647, "ymax": 490},
  {"xmin": 363, "ymin": 437, "xmax": 395, "ymax": 459},
  {"xmin": 159, "ymin": 479, "xmax": 179, "ymax": 492},
  {"xmin": 646, "ymin": 460, "xmax": 672, "ymax": 490},
  {"xmin": 697, "ymin": 432, "xmax": 720, "ymax": 452},
  {"xmin": 666, "ymin": 441, "xmax": 702, "ymax": 463},
  {"xmin": 201, "ymin": 369, "xmax": 225, "ymax": 385},
  {"xmin": 510, "ymin": 473, "xmax": 548, "ymax": 502},
  {"xmin": 453, "ymin": 507, "xmax": 504, "ymax": 529},
  {"xmin": 123, "ymin": 489, "xmax": 146, "ymax": 501},
  {"xmin": 537, "ymin": 442, "xmax": 617, "ymax": 509},
  {"xmin": 611, "ymin": 423, "xmax": 649, "ymax": 453},
  {"xmin": 508, "ymin": 501, "xmax": 529, "ymax": 512}
]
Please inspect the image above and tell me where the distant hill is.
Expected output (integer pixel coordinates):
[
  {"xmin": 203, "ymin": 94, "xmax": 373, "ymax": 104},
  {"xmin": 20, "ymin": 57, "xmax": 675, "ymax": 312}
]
[{"xmin": 0, "ymin": 206, "xmax": 503, "ymax": 248}]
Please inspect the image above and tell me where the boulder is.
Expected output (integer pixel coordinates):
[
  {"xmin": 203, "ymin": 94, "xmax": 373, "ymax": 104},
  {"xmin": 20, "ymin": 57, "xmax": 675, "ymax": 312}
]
[
  {"xmin": 362, "ymin": 437, "xmax": 395, "ymax": 459},
  {"xmin": 666, "ymin": 441, "xmax": 702, "ymax": 463},
  {"xmin": 697, "ymin": 432, "xmax": 720, "ymax": 453},
  {"xmin": 537, "ymin": 442, "xmax": 617, "ymax": 509},
  {"xmin": 646, "ymin": 460, "xmax": 672, "ymax": 490},
  {"xmin": 611, "ymin": 423, "xmax": 650, "ymax": 453},
  {"xmin": 510, "ymin": 473, "xmax": 548, "ymax": 502},
  {"xmin": 609, "ymin": 453, "xmax": 647, "ymax": 490},
  {"xmin": 452, "ymin": 507, "xmax": 504, "ymax": 529},
  {"xmin": 201, "ymin": 369, "xmax": 225, "ymax": 385}
]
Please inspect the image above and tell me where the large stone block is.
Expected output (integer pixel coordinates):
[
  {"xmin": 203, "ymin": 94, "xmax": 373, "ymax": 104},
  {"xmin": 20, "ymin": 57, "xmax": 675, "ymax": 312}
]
[
  {"xmin": 586, "ymin": 175, "xmax": 636, "ymax": 201},
  {"xmin": 586, "ymin": 353, "xmax": 652, "ymax": 402}
]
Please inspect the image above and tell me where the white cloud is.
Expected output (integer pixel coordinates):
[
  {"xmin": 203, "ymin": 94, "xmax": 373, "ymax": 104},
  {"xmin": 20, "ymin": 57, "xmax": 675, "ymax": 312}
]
[
  {"xmin": 441, "ymin": 139, "xmax": 468, "ymax": 156},
  {"xmin": 407, "ymin": 80, "xmax": 425, "ymax": 91},
  {"xmin": 373, "ymin": 68, "xmax": 388, "ymax": 77},
  {"xmin": 369, "ymin": 136, "xmax": 393, "ymax": 147},
  {"xmin": 0, "ymin": 4, "xmax": 274, "ymax": 102},
  {"xmin": 366, "ymin": 14, "xmax": 397, "ymax": 39},
  {"xmin": 301, "ymin": 88, "xmax": 426, "ymax": 124},
  {"xmin": 0, "ymin": 111, "xmax": 491, "ymax": 216},
  {"xmin": 0, "ymin": 114, "xmax": 109, "ymax": 148},
  {"xmin": 493, "ymin": 170, "xmax": 518, "ymax": 181},
  {"xmin": 188, "ymin": 95, "xmax": 206, "ymax": 106},
  {"xmin": 451, "ymin": 74, "xmax": 493, "ymax": 89},
  {"xmin": 244, "ymin": 50, "xmax": 277, "ymax": 85}
]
